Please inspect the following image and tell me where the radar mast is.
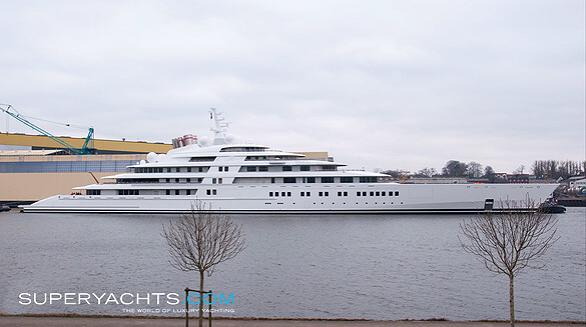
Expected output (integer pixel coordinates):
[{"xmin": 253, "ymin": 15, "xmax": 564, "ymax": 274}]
[{"xmin": 209, "ymin": 108, "xmax": 230, "ymax": 145}]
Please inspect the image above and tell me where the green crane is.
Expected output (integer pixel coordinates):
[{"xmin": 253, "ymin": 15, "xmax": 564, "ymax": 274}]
[{"xmin": 0, "ymin": 104, "xmax": 95, "ymax": 155}]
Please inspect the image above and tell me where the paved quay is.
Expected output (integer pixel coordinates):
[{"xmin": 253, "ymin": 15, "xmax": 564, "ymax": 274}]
[{"xmin": 0, "ymin": 317, "xmax": 584, "ymax": 327}]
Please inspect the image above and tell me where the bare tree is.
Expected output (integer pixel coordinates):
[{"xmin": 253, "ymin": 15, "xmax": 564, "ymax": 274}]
[
  {"xmin": 466, "ymin": 161, "xmax": 483, "ymax": 178},
  {"xmin": 162, "ymin": 203, "xmax": 246, "ymax": 327},
  {"xmin": 415, "ymin": 167, "xmax": 437, "ymax": 178},
  {"xmin": 442, "ymin": 160, "xmax": 468, "ymax": 177},
  {"xmin": 459, "ymin": 200, "xmax": 559, "ymax": 327}
]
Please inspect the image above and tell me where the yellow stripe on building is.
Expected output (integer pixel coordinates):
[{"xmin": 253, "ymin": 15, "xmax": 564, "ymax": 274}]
[{"xmin": 0, "ymin": 133, "xmax": 172, "ymax": 154}]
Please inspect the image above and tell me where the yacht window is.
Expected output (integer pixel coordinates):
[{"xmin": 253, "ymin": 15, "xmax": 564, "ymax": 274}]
[
  {"xmin": 247, "ymin": 166, "xmax": 257, "ymax": 172},
  {"xmin": 287, "ymin": 192, "xmax": 291, "ymax": 197},
  {"xmin": 186, "ymin": 178, "xmax": 191, "ymax": 183},
  {"xmin": 362, "ymin": 192, "xmax": 367, "ymax": 196},
  {"xmin": 175, "ymin": 178, "xmax": 179, "ymax": 183},
  {"xmin": 175, "ymin": 190, "xmax": 180, "ymax": 195},
  {"xmin": 370, "ymin": 192, "xmax": 374, "ymax": 196},
  {"xmin": 340, "ymin": 177, "xmax": 354, "ymax": 183},
  {"xmin": 306, "ymin": 192, "xmax": 311, "ymax": 196},
  {"xmin": 284, "ymin": 177, "xmax": 296, "ymax": 183},
  {"xmin": 219, "ymin": 167, "xmax": 223, "ymax": 172},
  {"xmin": 187, "ymin": 167, "xmax": 192, "ymax": 172},
  {"xmin": 259, "ymin": 166, "xmax": 268, "ymax": 172},
  {"xmin": 212, "ymin": 178, "xmax": 217, "ymax": 184},
  {"xmin": 321, "ymin": 177, "xmax": 334, "ymax": 183},
  {"xmin": 281, "ymin": 192, "xmax": 286, "ymax": 197},
  {"xmin": 321, "ymin": 165, "xmax": 336, "ymax": 171},
  {"xmin": 274, "ymin": 192, "xmax": 279, "ymax": 197},
  {"xmin": 218, "ymin": 178, "xmax": 223, "ymax": 184},
  {"xmin": 198, "ymin": 167, "xmax": 204, "ymax": 172},
  {"xmin": 307, "ymin": 177, "xmax": 316, "ymax": 183},
  {"xmin": 186, "ymin": 190, "xmax": 191, "ymax": 195},
  {"xmin": 190, "ymin": 157, "xmax": 216, "ymax": 162},
  {"xmin": 167, "ymin": 168, "xmax": 171, "ymax": 173},
  {"xmin": 212, "ymin": 190, "xmax": 217, "ymax": 195},
  {"xmin": 382, "ymin": 191, "xmax": 386, "ymax": 196},
  {"xmin": 324, "ymin": 192, "xmax": 329, "ymax": 196},
  {"xmin": 356, "ymin": 191, "xmax": 361, "ymax": 196},
  {"xmin": 166, "ymin": 190, "xmax": 171, "ymax": 195},
  {"xmin": 395, "ymin": 191, "xmax": 399, "ymax": 196},
  {"xmin": 301, "ymin": 192, "xmax": 305, "ymax": 196},
  {"xmin": 269, "ymin": 192, "xmax": 273, "ymax": 197},
  {"xmin": 318, "ymin": 192, "xmax": 323, "ymax": 196},
  {"xmin": 300, "ymin": 166, "xmax": 310, "ymax": 171},
  {"xmin": 375, "ymin": 192, "xmax": 380, "ymax": 196},
  {"xmin": 176, "ymin": 168, "xmax": 180, "ymax": 172},
  {"xmin": 206, "ymin": 190, "xmax": 211, "ymax": 195},
  {"xmin": 282, "ymin": 166, "xmax": 292, "ymax": 171},
  {"xmin": 221, "ymin": 146, "xmax": 267, "ymax": 152},
  {"xmin": 343, "ymin": 192, "xmax": 348, "ymax": 196},
  {"xmin": 337, "ymin": 191, "xmax": 342, "ymax": 196},
  {"xmin": 224, "ymin": 166, "xmax": 229, "ymax": 171},
  {"xmin": 166, "ymin": 178, "xmax": 170, "ymax": 183},
  {"xmin": 271, "ymin": 178, "xmax": 275, "ymax": 183}
]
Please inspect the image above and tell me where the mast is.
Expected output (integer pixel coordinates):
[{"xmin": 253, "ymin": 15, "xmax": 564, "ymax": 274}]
[{"xmin": 209, "ymin": 108, "xmax": 230, "ymax": 145}]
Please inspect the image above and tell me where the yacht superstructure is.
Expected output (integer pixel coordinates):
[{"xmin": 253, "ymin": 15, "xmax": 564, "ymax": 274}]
[{"xmin": 21, "ymin": 110, "xmax": 557, "ymax": 214}]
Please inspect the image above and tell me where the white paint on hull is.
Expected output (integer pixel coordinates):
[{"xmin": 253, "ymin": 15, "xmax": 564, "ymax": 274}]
[{"xmin": 21, "ymin": 183, "xmax": 558, "ymax": 214}]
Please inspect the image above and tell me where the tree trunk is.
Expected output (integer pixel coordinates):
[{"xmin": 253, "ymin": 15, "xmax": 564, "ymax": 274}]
[
  {"xmin": 199, "ymin": 271, "xmax": 205, "ymax": 327},
  {"xmin": 509, "ymin": 274, "xmax": 515, "ymax": 327}
]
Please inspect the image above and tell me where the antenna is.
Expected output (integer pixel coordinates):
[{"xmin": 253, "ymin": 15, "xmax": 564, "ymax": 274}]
[{"xmin": 209, "ymin": 108, "xmax": 230, "ymax": 145}]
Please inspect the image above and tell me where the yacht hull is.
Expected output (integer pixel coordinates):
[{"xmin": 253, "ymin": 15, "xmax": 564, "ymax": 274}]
[{"xmin": 21, "ymin": 183, "xmax": 558, "ymax": 214}]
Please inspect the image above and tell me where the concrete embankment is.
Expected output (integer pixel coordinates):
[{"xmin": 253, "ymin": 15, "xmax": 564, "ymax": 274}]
[{"xmin": 0, "ymin": 316, "xmax": 584, "ymax": 327}]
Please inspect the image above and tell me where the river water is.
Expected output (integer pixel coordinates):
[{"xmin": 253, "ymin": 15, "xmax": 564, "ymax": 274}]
[{"xmin": 0, "ymin": 208, "xmax": 584, "ymax": 321}]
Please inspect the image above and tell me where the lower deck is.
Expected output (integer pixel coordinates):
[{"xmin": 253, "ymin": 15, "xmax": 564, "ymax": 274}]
[{"xmin": 21, "ymin": 183, "xmax": 558, "ymax": 214}]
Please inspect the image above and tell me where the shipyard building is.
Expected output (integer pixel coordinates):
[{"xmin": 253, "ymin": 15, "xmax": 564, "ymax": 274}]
[{"xmin": 0, "ymin": 132, "xmax": 328, "ymax": 205}]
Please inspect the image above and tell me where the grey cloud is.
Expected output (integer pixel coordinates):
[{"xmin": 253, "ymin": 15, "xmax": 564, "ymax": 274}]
[{"xmin": 0, "ymin": 0, "xmax": 583, "ymax": 172}]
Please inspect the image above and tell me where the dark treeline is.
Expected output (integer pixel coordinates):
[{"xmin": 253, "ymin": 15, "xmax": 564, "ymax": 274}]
[
  {"xmin": 532, "ymin": 160, "xmax": 586, "ymax": 179},
  {"xmin": 382, "ymin": 160, "xmax": 586, "ymax": 180}
]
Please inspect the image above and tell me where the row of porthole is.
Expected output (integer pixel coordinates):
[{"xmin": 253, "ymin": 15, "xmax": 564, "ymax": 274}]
[
  {"xmin": 311, "ymin": 202, "xmax": 403, "ymax": 205},
  {"xmin": 265, "ymin": 202, "xmax": 405, "ymax": 205},
  {"xmin": 270, "ymin": 191, "xmax": 400, "ymax": 197},
  {"xmin": 357, "ymin": 191, "xmax": 399, "ymax": 197}
]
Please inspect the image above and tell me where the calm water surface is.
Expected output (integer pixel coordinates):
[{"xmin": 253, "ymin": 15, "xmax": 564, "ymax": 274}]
[{"xmin": 0, "ymin": 208, "xmax": 584, "ymax": 320}]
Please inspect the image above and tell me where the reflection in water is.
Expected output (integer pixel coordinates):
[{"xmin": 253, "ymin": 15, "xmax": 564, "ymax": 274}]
[{"xmin": 0, "ymin": 209, "xmax": 584, "ymax": 320}]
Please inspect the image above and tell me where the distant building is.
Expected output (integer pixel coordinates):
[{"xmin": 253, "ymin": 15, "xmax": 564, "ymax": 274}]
[{"xmin": 507, "ymin": 173, "xmax": 530, "ymax": 183}]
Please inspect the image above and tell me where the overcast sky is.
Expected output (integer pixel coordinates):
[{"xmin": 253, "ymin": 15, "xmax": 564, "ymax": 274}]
[{"xmin": 1, "ymin": 0, "xmax": 584, "ymax": 172}]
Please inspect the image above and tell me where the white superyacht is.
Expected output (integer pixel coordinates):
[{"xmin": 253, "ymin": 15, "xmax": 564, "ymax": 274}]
[{"xmin": 22, "ymin": 111, "xmax": 557, "ymax": 214}]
